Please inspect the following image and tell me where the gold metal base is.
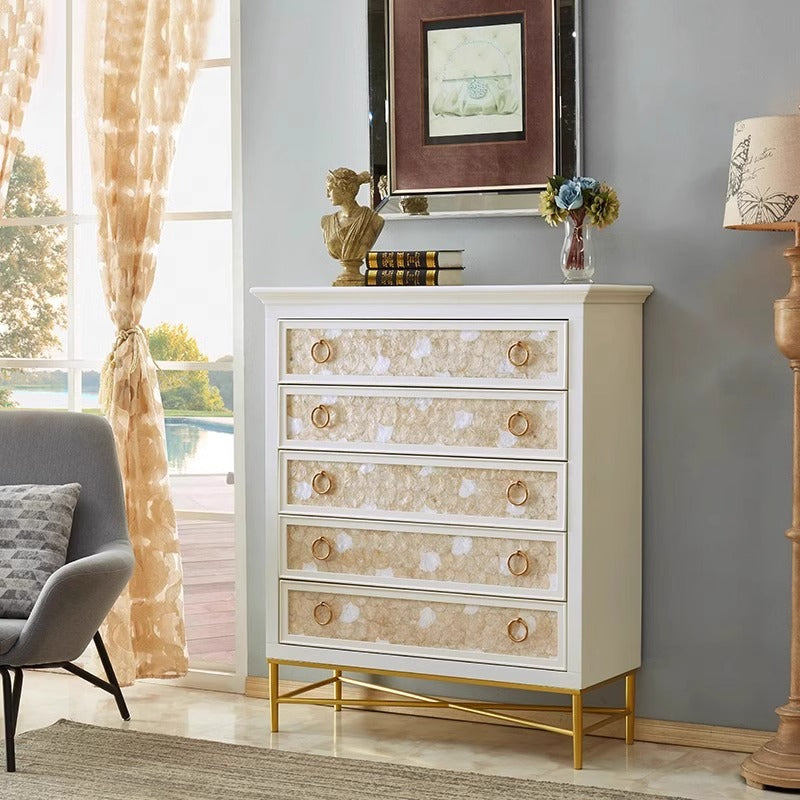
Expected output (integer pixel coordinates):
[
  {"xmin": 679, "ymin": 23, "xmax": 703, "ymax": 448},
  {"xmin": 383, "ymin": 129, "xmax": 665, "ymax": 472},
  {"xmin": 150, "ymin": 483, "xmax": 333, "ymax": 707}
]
[{"xmin": 267, "ymin": 659, "xmax": 637, "ymax": 769}]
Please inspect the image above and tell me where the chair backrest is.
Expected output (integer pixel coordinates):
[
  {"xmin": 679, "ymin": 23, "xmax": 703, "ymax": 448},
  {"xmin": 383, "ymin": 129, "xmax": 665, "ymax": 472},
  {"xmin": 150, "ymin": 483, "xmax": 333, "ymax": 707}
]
[{"xmin": 0, "ymin": 410, "xmax": 129, "ymax": 561}]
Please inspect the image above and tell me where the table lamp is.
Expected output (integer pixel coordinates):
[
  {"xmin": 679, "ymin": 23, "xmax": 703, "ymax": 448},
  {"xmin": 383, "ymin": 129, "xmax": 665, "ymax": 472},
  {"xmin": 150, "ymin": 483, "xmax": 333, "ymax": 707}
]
[{"xmin": 724, "ymin": 113, "xmax": 800, "ymax": 790}]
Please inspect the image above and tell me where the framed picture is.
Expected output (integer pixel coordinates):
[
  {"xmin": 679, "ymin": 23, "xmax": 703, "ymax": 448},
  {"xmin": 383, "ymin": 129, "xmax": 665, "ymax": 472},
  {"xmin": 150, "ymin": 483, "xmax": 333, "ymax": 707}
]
[
  {"xmin": 368, "ymin": 0, "xmax": 581, "ymax": 216},
  {"xmin": 423, "ymin": 13, "xmax": 526, "ymax": 146}
]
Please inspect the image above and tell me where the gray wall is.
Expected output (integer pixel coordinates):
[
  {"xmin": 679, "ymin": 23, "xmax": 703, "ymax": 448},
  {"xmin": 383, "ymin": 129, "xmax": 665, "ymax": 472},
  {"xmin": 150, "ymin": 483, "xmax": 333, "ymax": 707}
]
[{"xmin": 242, "ymin": 0, "xmax": 800, "ymax": 730}]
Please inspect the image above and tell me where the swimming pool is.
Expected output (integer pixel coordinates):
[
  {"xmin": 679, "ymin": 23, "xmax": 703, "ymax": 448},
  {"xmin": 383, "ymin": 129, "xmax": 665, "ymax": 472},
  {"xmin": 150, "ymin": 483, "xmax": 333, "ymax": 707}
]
[{"xmin": 7, "ymin": 389, "xmax": 233, "ymax": 476}]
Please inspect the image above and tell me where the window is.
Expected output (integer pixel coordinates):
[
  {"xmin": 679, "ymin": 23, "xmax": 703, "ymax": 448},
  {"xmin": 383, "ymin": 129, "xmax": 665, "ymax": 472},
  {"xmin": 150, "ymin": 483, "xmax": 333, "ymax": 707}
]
[{"xmin": 0, "ymin": 1, "xmax": 240, "ymax": 675}]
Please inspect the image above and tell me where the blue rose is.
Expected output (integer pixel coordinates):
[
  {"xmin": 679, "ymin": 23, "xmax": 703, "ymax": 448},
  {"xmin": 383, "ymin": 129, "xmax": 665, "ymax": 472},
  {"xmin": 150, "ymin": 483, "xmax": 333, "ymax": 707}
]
[
  {"xmin": 555, "ymin": 180, "xmax": 584, "ymax": 210},
  {"xmin": 573, "ymin": 176, "xmax": 599, "ymax": 191}
]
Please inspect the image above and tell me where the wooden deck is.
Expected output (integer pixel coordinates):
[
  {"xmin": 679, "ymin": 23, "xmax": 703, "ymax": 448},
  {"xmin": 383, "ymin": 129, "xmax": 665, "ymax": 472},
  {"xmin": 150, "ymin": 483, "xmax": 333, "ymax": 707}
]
[{"xmin": 178, "ymin": 518, "xmax": 235, "ymax": 666}]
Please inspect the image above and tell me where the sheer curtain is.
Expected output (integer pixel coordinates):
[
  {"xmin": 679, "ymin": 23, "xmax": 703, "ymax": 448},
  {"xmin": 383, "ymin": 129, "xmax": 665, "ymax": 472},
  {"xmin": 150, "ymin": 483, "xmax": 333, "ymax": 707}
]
[
  {"xmin": 0, "ymin": 0, "xmax": 42, "ymax": 212},
  {"xmin": 84, "ymin": 0, "xmax": 213, "ymax": 683}
]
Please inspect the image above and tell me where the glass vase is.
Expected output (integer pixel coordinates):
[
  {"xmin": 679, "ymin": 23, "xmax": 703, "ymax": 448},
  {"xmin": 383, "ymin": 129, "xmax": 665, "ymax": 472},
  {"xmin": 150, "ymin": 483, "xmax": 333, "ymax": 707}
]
[{"xmin": 560, "ymin": 215, "xmax": 594, "ymax": 283}]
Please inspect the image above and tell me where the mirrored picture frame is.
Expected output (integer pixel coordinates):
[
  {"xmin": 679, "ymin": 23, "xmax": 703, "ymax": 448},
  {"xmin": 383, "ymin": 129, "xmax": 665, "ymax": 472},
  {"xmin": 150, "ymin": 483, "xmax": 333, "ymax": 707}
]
[{"xmin": 368, "ymin": 0, "xmax": 582, "ymax": 218}]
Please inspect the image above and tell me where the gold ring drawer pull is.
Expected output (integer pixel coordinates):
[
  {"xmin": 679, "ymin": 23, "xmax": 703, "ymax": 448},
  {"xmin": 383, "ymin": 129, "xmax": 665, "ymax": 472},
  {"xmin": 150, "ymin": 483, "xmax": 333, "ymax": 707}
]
[
  {"xmin": 506, "ymin": 549, "xmax": 530, "ymax": 576},
  {"xmin": 507, "ymin": 340, "xmax": 530, "ymax": 367},
  {"xmin": 311, "ymin": 404, "xmax": 331, "ymax": 429},
  {"xmin": 311, "ymin": 470, "xmax": 333, "ymax": 495},
  {"xmin": 507, "ymin": 617, "xmax": 529, "ymax": 643},
  {"xmin": 507, "ymin": 411, "xmax": 530, "ymax": 437},
  {"xmin": 506, "ymin": 480, "xmax": 529, "ymax": 506},
  {"xmin": 310, "ymin": 338, "xmax": 332, "ymax": 364},
  {"xmin": 310, "ymin": 536, "xmax": 333, "ymax": 561},
  {"xmin": 313, "ymin": 601, "xmax": 334, "ymax": 626}
]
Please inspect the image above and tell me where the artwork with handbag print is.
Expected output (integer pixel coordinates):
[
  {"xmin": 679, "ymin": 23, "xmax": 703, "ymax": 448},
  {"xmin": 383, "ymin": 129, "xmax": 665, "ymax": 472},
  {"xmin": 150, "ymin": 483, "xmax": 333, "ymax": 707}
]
[{"xmin": 425, "ymin": 13, "xmax": 524, "ymax": 144}]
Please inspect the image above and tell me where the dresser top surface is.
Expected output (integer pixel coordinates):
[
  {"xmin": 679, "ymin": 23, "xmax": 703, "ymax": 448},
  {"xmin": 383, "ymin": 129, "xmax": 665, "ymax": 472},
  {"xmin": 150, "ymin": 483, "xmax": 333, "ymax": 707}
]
[{"xmin": 251, "ymin": 284, "xmax": 653, "ymax": 307}]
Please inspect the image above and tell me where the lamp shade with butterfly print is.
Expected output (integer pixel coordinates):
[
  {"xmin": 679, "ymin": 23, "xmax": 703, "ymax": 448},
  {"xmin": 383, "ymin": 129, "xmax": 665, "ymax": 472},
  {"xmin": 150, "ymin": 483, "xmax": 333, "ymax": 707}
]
[{"xmin": 724, "ymin": 114, "xmax": 800, "ymax": 231}]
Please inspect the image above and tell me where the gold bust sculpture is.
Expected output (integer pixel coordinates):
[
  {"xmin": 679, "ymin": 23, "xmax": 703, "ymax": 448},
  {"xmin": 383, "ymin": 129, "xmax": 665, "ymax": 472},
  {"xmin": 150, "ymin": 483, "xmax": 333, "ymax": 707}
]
[{"xmin": 321, "ymin": 168, "xmax": 385, "ymax": 286}]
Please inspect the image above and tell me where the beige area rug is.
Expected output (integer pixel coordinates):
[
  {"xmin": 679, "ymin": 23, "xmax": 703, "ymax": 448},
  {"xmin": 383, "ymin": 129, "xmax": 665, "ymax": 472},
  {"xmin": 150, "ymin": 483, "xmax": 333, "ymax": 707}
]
[{"xmin": 0, "ymin": 720, "xmax": 689, "ymax": 800}]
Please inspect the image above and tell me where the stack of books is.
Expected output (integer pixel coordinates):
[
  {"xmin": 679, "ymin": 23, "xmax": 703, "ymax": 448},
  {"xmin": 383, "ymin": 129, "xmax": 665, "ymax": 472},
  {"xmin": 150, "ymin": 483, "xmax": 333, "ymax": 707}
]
[{"xmin": 364, "ymin": 250, "xmax": 464, "ymax": 286}]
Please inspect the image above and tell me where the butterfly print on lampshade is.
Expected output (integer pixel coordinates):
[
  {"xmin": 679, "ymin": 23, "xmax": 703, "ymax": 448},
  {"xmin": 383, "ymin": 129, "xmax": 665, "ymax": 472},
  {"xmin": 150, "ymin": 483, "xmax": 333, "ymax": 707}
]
[
  {"xmin": 724, "ymin": 115, "xmax": 800, "ymax": 231},
  {"xmin": 737, "ymin": 188, "xmax": 799, "ymax": 226},
  {"xmin": 727, "ymin": 134, "xmax": 750, "ymax": 200}
]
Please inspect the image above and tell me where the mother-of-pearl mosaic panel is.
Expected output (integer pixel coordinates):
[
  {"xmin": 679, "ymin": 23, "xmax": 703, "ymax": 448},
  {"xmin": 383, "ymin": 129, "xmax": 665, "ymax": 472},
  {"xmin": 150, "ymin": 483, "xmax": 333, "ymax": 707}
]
[
  {"xmin": 285, "ymin": 523, "xmax": 561, "ymax": 596},
  {"xmin": 285, "ymin": 588, "xmax": 560, "ymax": 661},
  {"xmin": 286, "ymin": 326, "xmax": 561, "ymax": 382},
  {"xmin": 284, "ymin": 392, "xmax": 562, "ymax": 454},
  {"xmin": 285, "ymin": 458, "xmax": 561, "ymax": 525}
]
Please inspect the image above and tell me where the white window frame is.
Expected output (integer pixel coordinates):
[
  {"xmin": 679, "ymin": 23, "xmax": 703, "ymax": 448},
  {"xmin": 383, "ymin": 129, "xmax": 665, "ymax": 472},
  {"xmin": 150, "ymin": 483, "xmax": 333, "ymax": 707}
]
[{"xmin": 0, "ymin": 0, "xmax": 247, "ymax": 693}]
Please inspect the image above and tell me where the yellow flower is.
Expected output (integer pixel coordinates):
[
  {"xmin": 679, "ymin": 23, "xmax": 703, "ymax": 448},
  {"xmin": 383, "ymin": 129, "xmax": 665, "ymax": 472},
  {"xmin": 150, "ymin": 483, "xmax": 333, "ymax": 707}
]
[
  {"xmin": 587, "ymin": 184, "xmax": 620, "ymax": 229},
  {"xmin": 539, "ymin": 186, "xmax": 568, "ymax": 227}
]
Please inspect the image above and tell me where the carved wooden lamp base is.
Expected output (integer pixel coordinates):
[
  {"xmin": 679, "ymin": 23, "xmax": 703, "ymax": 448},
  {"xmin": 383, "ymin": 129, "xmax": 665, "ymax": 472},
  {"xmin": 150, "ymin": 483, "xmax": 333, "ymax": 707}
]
[
  {"xmin": 742, "ymin": 243, "xmax": 800, "ymax": 791},
  {"xmin": 743, "ymin": 705, "xmax": 800, "ymax": 789},
  {"xmin": 332, "ymin": 259, "xmax": 364, "ymax": 287}
]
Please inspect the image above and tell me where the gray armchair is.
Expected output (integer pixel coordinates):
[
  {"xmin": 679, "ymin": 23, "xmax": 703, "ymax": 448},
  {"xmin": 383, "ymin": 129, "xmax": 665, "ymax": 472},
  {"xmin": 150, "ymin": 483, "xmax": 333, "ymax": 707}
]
[{"xmin": 0, "ymin": 411, "xmax": 135, "ymax": 771}]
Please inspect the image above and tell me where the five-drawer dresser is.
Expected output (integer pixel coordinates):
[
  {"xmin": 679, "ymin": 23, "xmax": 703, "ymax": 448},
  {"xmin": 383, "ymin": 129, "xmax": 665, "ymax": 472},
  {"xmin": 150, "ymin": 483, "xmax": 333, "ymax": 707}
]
[{"xmin": 253, "ymin": 284, "xmax": 653, "ymax": 768}]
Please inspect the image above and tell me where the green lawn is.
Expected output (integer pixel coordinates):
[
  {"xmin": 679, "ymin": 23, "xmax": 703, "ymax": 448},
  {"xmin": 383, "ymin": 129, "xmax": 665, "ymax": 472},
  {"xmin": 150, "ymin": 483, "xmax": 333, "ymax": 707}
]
[
  {"xmin": 162, "ymin": 409, "xmax": 233, "ymax": 418},
  {"xmin": 82, "ymin": 408, "xmax": 232, "ymax": 418}
]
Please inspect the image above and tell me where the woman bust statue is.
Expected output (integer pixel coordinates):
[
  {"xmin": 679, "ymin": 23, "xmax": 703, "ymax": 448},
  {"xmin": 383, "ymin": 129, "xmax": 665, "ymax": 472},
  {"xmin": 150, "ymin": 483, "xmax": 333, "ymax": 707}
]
[{"xmin": 321, "ymin": 168, "xmax": 384, "ymax": 286}]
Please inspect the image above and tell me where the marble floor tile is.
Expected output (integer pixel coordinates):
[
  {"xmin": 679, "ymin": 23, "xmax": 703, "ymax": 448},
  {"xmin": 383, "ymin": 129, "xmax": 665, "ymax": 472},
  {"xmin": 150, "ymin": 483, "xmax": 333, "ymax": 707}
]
[
  {"xmin": 631, "ymin": 747, "xmax": 765, "ymax": 800},
  {"xmin": 10, "ymin": 671, "xmax": 763, "ymax": 799}
]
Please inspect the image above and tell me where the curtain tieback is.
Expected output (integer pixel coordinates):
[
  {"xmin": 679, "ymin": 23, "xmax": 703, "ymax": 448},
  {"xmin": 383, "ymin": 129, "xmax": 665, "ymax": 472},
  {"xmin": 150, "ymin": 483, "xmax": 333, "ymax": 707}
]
[
  {"xmin": 99, "ymin": 326, "xmax": 148, "ymax": 413},
  {"xmin": 111, "ymin": 325, "xmax": 146, "ymax": 350}
]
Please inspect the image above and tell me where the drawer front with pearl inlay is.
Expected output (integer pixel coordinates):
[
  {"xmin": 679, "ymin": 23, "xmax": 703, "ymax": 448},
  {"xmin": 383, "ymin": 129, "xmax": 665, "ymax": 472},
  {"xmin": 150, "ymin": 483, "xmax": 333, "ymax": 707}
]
[
  {"xmin": 281, "ymin": 581, "xmax": 566, "ymax": 670},
  {"xmin": 280, "ymin": 452, "xmax": 566, "ymax": 531},
  {"xmin": 281, "ymin": 386, "xmax": 567, "ymax": 460},
  {"xmin": 281, "ymin": 320, "xmax": 567, "ymax": 389},
  {"xmin": 280, "ymin": 517, "xmax": 566, "ymax": 600}
]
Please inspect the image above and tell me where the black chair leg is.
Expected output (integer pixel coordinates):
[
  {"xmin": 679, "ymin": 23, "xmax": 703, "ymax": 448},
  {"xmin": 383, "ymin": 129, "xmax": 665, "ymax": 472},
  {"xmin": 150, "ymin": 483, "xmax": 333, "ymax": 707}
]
[
  {"xmin": 0, "ymin": 667, "xmax": 18, "ymax": 772},
  {"xmin": 10, "ymin": 669, "xmax": 22, "ymax": 733},
  {"xmin": 0, "ymin": 636, "xmax": 124, "ymax": 772},
  {"xmin": 93, "ymin": 632, "xmax": 130, "ymax": 721}
]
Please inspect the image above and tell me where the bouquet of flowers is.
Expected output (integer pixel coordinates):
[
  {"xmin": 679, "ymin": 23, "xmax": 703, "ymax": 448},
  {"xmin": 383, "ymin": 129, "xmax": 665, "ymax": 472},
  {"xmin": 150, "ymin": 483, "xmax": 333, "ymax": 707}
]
[
  {"xmin": 538, "ymin": 176, "xmax": 620, "ymax": 282},
  {"xmin": 539, "ymin": 176, "xmax": 620, "ymax": 228}
]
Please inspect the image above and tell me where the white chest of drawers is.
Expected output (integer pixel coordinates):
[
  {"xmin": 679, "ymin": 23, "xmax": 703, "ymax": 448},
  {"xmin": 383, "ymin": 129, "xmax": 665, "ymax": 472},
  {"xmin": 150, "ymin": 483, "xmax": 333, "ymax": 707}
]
[{"xmin": 254, "ymin": 284, "xmax": 653, "ymax": 768}]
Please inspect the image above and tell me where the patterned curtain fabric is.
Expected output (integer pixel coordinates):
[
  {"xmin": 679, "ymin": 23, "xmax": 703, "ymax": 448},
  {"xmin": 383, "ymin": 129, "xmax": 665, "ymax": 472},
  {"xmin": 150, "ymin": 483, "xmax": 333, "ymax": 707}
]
[
  {"xmin": 84, "ymin": 0, "xmax": 213, "ymax": 683},
  {"xmin": 0, "ymin": 0, "xmax": 42, "ymax": 212}
]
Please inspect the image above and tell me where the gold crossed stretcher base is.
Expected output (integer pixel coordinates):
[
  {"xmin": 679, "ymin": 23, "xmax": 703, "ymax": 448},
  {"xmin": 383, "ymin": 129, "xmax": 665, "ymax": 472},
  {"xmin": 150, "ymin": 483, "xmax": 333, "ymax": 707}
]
[{"xmin": 268, "ymin": 659, "xmax": 636, "ymax": 769}]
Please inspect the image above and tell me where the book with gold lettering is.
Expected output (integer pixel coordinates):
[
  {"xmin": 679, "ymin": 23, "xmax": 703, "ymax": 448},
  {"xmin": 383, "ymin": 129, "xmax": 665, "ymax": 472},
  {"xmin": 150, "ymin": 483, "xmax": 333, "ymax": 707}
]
[
  {"xmin": 364, "ymin": 268, "xmax": 463, "ymax": 286},
  {"xmin": 365, "ymin": 250, "xmax": 463, "ymax": 270}
]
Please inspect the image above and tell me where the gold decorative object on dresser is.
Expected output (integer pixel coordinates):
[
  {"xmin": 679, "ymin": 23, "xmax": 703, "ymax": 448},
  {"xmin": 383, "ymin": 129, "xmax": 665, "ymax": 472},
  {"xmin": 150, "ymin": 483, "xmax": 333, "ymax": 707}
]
[
  {"xmin": 321, "ymin": 168, "xmax": 384, "ymax": 287},
  {"xmin": 252, "ymin": 284, "xmax": 653, "ymax": 769}
]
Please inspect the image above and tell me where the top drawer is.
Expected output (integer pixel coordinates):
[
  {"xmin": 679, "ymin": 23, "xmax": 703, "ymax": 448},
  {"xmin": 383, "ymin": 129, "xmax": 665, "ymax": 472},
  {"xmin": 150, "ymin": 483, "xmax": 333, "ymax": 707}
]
[{"xmin": 280, "ymin": 320, "xmax": 567, "ymax": 389}]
